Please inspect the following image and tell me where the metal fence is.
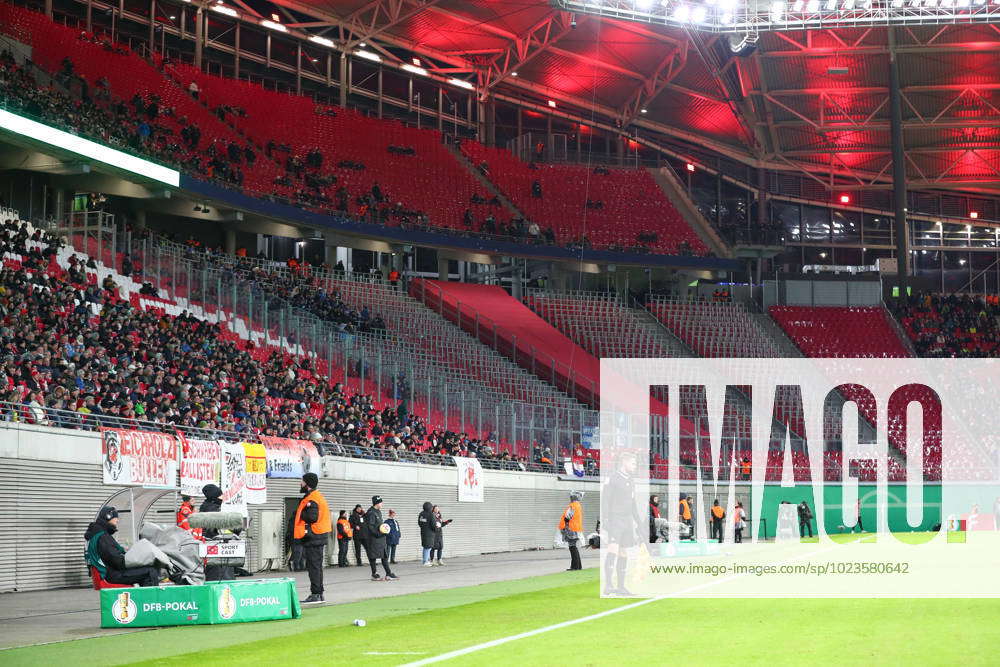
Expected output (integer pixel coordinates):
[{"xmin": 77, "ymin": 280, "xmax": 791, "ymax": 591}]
[
  {"xmin": 104, "ymin": 234, "xmax": 600, "ymax": 459},
  {"xmin": 0, "ymin": 401, "xmax": 552, "ymax": 474}
]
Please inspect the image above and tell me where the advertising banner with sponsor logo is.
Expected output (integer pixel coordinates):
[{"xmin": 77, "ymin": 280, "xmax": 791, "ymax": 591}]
[
  {"xmin": 260, "ymin": 436, "xmax": 321, "ymax": 478},
  {"xmin": 219, "ymin": 442, "xmax": 248, "ymax": 516},
  {"xmin": 100, "ymin": 578, "xmax": 300, "ymax": 627},
  {"xmin": 453, "ymin": 456, "xmax": 484, "ymax": 503},
  {"xmin": 101, "ymin": 428, "xmax": 179, "ymax": 488},
  {"xmin": 178, "ymin": 436, "xmax": 221, "ymax": 497},
  {"xmin": 241, "ymin": 442, "xmax": 267, "ymax": 504}
]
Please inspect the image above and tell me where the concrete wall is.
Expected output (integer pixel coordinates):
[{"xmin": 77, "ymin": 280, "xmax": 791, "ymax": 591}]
[{"xmin": 0, "ymin": 422, "xmax": 599, "ymax": 592}]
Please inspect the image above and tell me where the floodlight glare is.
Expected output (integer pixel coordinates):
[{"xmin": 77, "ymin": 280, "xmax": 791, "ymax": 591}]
[{"xmin": 553, "ymin": 0, "xmax": 1000, "ymax": 31}]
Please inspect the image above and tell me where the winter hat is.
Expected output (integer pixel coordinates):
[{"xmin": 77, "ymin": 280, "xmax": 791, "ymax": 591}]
[
  {"xmin": 202, "ymin": 483, "xmax": 223, "ymax": 499},
  {"xmin": 100, "ymin": 506, "xmax": 119, "ymax": 522},
  {"xmin": 372, "ymin": 495, "xmax": 383, "ymax": 506},
  {"xmin": 569, "ymin": 491, "xmax": 583, "ymax": 501},
  {"xmin": 302, "ymin": 472, "xmax": 319, "ymax": 489}
]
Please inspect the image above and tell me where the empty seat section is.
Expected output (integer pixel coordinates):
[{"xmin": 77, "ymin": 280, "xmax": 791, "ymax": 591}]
[{"xmin": 460, "ymin": 141, "xmax": 707, "ymax": 254}]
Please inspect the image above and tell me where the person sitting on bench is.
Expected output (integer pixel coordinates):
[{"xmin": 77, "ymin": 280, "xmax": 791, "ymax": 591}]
[{"xmin": 85, "ymin": 506, "xmax": 160, "ymax": 587}]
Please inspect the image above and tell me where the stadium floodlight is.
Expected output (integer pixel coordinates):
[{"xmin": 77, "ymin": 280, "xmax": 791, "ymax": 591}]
[
  {"xmin": 308, "ymin": 36, "xmax": 334, "ymax": 47},
  {"xmin": 402, "ymin": 63, "xmax": 428, "ymax": 76},
  {"xmin": 354, "ymin": 50, "xmax": 382, "ymax": 62},
  {"xmin": 210, "ymin": 3, "xmax": 238, "ymax": 17},
  {"xmin": 0, "ymin": 109, "xmax": 180, "ymax": 187},
  {"xmin": 447, "ymin": 78, "xmax": 475, "ymax": 90},
  {"xmin": 260, "ymin": 19, "xmax": 286, "ymax": 32},
  {"xmin": 552, "ymin": 0, "xmax": 1000, "ymax": 32}
]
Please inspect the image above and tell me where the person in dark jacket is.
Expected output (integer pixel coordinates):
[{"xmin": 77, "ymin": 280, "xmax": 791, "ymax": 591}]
[
  {"xmin": 84, "ymin": 506, "xmax": 160, "ymax": 587},
  {"xmin": 349, "ymin": 504, "xmax": 366, "ymax": 566},
  {"xmin": 418, "ymin": 501, "xmax": 439, "ymax": 565},
  {"xmin": 200, "ymin": 483, "xmax": 235, "ymax": 581},
  {"xmin": 385, "ymin": 509, "xmax": 401, "ymax": 564},
  {"xmin": 798, "ymin": 501, "xmax": 814, "ymax": 538},
  {"xmin": 431, "ymin": 505, "xmax": 452, "ymax": 566},
  {"xmin": 285, "ymin": 509, "xmax": 306, "ymax": 572},
  {"xmin": 336, "ymin": 510, "xmax": 352, "ymax": 567},
  {"xmin": 363, "ymin": 496, "xmax": 397, "ymax": 580},
  {"xmin": 649, "ymin": 495, "xmax": 661, "ymax": 543},
  {"xmin": 296, "ymin": 473, "xmax": 332, "ymax": 604}
]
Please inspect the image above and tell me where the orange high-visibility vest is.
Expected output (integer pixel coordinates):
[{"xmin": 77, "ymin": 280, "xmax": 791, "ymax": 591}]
[
  {"xmin": 680, "ymin": 499, "xmax": 692, "ymax": 520},
  {"xmin": 741, "ymin": 460, "xmax": 751, "ymax": 476},
  {"xmin": 337, "ymin": 517, "xmax": 353, "ymax": 539},
  {"xmin": 294, "ymin": 490, "xmax": 332, "ymax": 539},
  {"xmin": 559, "ymin": 501, "xmax": 583, "ymax": 532},
  {"xmin": 712, "ymin": 506, "xmax": 725, "ymax": 519}
]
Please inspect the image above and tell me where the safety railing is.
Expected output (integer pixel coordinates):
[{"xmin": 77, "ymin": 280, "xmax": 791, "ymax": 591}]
[
  {"xmin": 415, "ymin": 279, "xmax": 599, "ymax": 408},
  {"xmin": 114, "ymin": 235, "xmax": 599, "ymax": 457},
  {"xmin": 0, "ymin": 401, "xmax": 553, "ymax": 473}
]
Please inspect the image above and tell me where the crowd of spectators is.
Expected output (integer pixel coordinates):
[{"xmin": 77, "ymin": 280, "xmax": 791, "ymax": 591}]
[
  {"xmin": 0, "ymin": 218, "xmax": 538, "ymax": 469},
  {"xmin": 0, "ymin": 49, "xmax": 253, "ymax": 190},
  {"xmin": 893, "ymin": 292, "xmax": 1000, "ymax": 358},
  {"xmin": 3, "ymin": 35, "xmax": 702, "ymax": 257}
]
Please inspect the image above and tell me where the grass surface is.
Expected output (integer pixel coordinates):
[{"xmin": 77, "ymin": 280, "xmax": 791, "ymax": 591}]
[{"xmin": 4, "ymin": 543, "xmax": 999, "ymax": 666}]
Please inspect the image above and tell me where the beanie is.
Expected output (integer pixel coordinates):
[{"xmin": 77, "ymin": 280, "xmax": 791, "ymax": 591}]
[
  {"xmin": 302, "ymin": 472, "xmax": 319, "ymax": 489},
  {"xmin": 372, "ymin": 495, "xmax": 382, "ymax": 506},
  {"xmin": 100, "ymin": 506, "xmax": 118, "ymax": 522}
]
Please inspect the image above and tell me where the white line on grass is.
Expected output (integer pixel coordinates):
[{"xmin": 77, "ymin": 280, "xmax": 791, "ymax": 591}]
[
  {"xmin": 400, "ymin": 596, "xmax": 661, "ymax": 667},
  {"xmin": 403, "ymin": 539, "xmax": 859, "ymax": 666}
]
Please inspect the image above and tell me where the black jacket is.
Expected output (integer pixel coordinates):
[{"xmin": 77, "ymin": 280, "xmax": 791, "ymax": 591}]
[
  {"xmin": 798, "ymin": 504, "xmax": 813, "ymax": 521},
  {"xmin": 418, "ymin": 502, "xmax": 438, "ymax": 549},
  {"xmin": 298, "ymin": 496, "xmax": 327, "ymax": 546},
  {"xmin": 363, "ymin": 506, "xmax": 386, "ymax": 558},
  {"xmin": 199, "ymin": 495, "xmax": 223, "ymax": 539},
  {"xmin": 84, "ymin": 518, "xmax": 126, "ymax": 574},
  {"xmin": 349, "ymin": 510, "xmax": 365, "ymax": 540}
]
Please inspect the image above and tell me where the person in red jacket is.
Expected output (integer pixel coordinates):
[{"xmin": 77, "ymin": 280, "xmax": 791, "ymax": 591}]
[
  {"xmin": 649, "ymin": 495, "xmax": 661, "ymax": 543},
  {"xmin": 175, "ymin": 495, "xmax": 202, "ymax": 540}
]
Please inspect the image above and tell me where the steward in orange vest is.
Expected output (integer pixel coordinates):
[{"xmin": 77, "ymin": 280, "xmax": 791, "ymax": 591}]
[
  {"xmin": 679, "ymin": 496, "xmax": 692, "ymax": 521},
  {"xmin": 295, "ymin": 473, "xmax": 331, "ymax": 604},
  {"xmin": 335, "ymin": 510, "xmax": 353, "ymax": 568},
  {"xmin": 710, "ymin": 500, "xmax": 725, "ymax": 542},
  {"xmin": 559, "ymin": 491, "xmax": 584, "ymax": 571}
]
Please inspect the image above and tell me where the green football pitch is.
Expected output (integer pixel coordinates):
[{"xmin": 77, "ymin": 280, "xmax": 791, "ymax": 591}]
[{"xmin": 2, "ymin": 560, "xmax": 998, "ymax": 666}]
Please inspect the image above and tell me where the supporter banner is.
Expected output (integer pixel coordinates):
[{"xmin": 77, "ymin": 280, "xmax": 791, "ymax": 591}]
[
  {"xmin": 101, "ymin": 428, "xmax": 179, "ymax": 488},
  {"xmin": 581, "ymin": 426, "xmax": 600, "ymax": 450},
  {"xmin": 219, "ymin": 443, "xmax": 248, "ymax": 516},
  {"xmin": 242, "ymin": 443, "xmax": 267, "ymax": 504},
  {"xmin": 179, "ymin": 437, "xmax": 220, "ymax": 496},
  {"xmin": 260, "ymin": 436, "xmax": 321, "ymax": 478},
  {"xmin": 453, "ymin": 456, "xmax": 484, "ymax": 503}
]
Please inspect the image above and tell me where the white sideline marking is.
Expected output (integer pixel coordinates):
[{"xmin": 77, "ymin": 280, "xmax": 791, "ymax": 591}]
[
  {"xmin": 400, "ymin": 597, "xmax": 660, "ymax": 666},
  {"xmin": 364, "ymin": 652, "xmax": 427, "ymax": 656},
  {"xmin": 403, "ymin": 541, "xmax": 854, "ymax": 666}
]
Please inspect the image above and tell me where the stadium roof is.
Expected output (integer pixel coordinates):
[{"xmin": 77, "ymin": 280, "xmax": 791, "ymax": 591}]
[{"xmin": 254, "ymin": 0, "xmax": 1000, "ymax": 194}]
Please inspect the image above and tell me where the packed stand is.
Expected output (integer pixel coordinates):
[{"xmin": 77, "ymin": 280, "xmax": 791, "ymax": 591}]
[
  {"xmin": 0, "ymin": 218, "xmax": 540, "ymax": 470},
  {"xmin": 892, "ymin": 292, "xmax": 1000, "ymax": 358}
]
